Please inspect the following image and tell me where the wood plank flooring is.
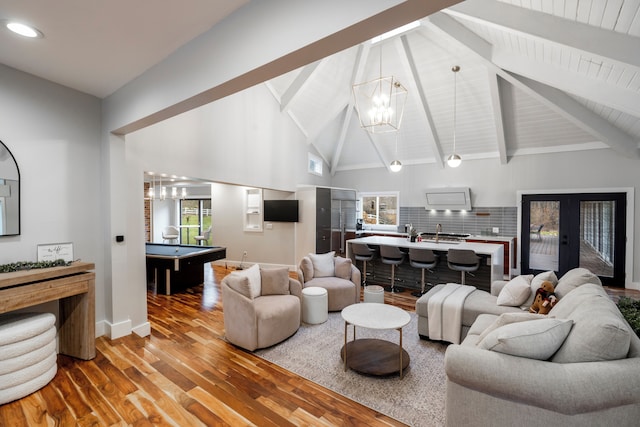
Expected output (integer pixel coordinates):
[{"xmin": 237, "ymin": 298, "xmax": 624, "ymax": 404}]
[
  {"xmin": 0, "ymin": 266, "xmax": 412, "ymax": 427},
  {"xmin": 1, "ymin": 264, "xmax": 637, "ymax": 426}
]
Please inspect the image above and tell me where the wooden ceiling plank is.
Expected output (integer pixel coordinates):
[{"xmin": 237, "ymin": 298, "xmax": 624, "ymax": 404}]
[
  {"xmin": 427, "ymin": 12, "xmax": 640, "ymax": 159},
  {"xmin": 445, "ymin": 0, "xmax": 640, "ymax": 69}
]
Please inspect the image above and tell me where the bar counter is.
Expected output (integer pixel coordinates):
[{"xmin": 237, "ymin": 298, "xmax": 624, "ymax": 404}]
[{"xmin": 346, "ymin": 236, "xmax": 504, "ymax": 292}]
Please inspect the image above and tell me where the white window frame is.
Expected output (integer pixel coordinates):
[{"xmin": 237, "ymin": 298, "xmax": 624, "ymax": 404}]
[
  {"xmin": 358, "ymin": 191, "xmax": 400, "ymax": 231},
  {"xmin": 308, "ymin": 153, "xmax": 323, "ymax": 176}
]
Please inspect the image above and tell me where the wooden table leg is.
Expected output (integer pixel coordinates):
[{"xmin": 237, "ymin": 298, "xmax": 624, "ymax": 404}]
[
  {"xmin": 399, "ymin": 327, "xmax": 403, "ymax": 379},
  {"xmin": 344, "ymin": 321, "xmax": 348, "ymax": 371}
]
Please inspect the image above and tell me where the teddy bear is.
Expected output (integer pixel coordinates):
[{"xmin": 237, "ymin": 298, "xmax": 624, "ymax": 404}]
[{"xmin": 528, "ymin": 280, "xmax": 558, "ymax": 315}]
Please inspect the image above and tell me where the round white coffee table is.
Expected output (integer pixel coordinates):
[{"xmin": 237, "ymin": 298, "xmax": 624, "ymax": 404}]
[{"xmin": 341, "ymin": 303, "xmax": 411, "ymax": 378}]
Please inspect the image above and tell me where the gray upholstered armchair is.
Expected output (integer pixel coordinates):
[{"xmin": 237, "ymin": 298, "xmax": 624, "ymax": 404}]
[{"xmin": 221, "ymin": 264, "xmax": 302, "ymax": 351}]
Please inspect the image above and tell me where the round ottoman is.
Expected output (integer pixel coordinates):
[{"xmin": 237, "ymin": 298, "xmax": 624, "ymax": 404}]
[
  {"xmin": 302, "ymin": 287, "xmax": 328, "ymax": 324},
  {"xmin": 0, "ymin": 312, "xmax": 57, "ymax": 405},
  {"xmin": 364, "ymin": 285, "xmax": 384, "ymax": 303}
]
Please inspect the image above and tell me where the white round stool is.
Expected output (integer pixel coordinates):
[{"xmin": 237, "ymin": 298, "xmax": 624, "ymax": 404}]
[
  {"xmin": 363, "ymin": 285, "xmax": 385, "ymax": 304},
  {"xmin": 0, "ymin": 312, "xmax": 57, "ymax": 405},
  {"xmin": 302, "ymin": 286, "xmax": 328, "ymax": 324}
]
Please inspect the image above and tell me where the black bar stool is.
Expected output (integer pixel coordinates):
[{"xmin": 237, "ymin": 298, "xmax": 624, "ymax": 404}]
[
  {"xmin": 408, "ymin": 248, "xmax": 437, "ymax": 297},
  {"xmin": 351, "ymin": 243, "xmax": 377, "ymax": 286},
  {"xmin": 447, "ymin": 249, "xmax": 480, "ymax": 285},
  {"xmin": 379, "ymin": 245, "xmax": 405, "ymax": 293}
]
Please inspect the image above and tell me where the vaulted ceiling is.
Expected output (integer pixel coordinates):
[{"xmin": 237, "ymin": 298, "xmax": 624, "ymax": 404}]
[
  {"xmin": 267, "ymin": 0, "xmax": 640, "ymax": 173},
  {"xmin": 2, "ymin": 0, "xmax": 639, "ymax": 175}
]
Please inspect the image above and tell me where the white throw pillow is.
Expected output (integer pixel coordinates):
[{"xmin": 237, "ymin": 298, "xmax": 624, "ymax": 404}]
[
  {"xmin": 226, "ymin": 263, "xmax": 261, "ymax": 299},
  {"xmin": 521, "ymin": 270, "xmax": 558, "ymax": 310},
  {"xmin": 496, "ymin": 275, "xmax": 533, "ymax": 306},
  {"xmin": 308, "ymin": 251, "xmax": 335, "ymax": 278},
  {"xmin": 477, "ymin": 318, "xmax": 573, "ymax": 360},
  {"xmin": 476, "ymin": 312, "xmax": 546, "ymax": 344}
]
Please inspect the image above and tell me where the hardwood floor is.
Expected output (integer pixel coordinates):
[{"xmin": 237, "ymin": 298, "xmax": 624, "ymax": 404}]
[
  {"xmin": 0, "ymin": 266, "xmax": 409, "ymax": 427},
  {"xmin": 1, "ymin": 265, "xmax": 637, "ymax": 426}
]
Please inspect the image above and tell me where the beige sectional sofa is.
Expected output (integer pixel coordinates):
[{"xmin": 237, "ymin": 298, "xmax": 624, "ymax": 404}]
[{"xmin": 416, "ymin": 268, "xmax": 640, "ymax": 426}]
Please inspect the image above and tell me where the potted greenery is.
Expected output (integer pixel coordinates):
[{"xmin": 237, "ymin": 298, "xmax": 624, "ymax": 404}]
[
  {"xmin": 409, "ymin": 226, "xmax": 418, "ymax": 242},
  {"xmin": 617, "ymin": 297, "xmax": 640, "ymax": 338}
]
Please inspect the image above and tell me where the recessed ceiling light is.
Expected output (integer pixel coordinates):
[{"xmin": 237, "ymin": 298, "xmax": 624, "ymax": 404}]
[{"xmin": 3, "ymin": 20, "xmax": 43, "ymax": 38}]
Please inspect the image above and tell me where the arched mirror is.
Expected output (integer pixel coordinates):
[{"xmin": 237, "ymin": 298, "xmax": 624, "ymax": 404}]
[{"xmin": 0, "ymin": 140, "xmax": 20, "ymax": 236}]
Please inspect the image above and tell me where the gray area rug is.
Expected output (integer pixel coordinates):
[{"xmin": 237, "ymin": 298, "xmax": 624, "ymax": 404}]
[{"xmin": 255, "ymin": 312, "xmax": 448, "ymax": 427}]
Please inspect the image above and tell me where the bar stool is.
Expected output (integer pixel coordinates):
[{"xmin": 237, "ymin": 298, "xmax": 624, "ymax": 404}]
[
  {"xmin": 447, "ymin": 249, "xmax": 480, "ymax": 285},
  {"xmin": 351, "ymin": 243, "xmax": 377, "ymax": 287},
  {"xmin": 408, "ymin": 248, "xmax": 437, "ymax": 297},
  {"xmin": 379, "ymin": 245, "xmax": 405, "ymax": 293}
]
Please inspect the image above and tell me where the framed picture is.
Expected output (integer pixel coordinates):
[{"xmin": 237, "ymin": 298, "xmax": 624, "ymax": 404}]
[{"xmin": 37, "ymin": 242, "xmax": 74, "ymax": 262}]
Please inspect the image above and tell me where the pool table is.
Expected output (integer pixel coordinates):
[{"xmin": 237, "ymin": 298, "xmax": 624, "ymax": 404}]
[{"xmin": 145, "ymin": 243, "xmax": 226, "ymax": 295}]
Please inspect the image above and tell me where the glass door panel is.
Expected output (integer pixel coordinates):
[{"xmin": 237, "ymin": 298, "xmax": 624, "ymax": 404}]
[
  {"xmin": 528, "ymin": 201, "xmax": 559, "ymax": 272},
  {"xmin": 579, "ymin": 200, "xmax": 615, "ymax": 278},
  {"xmin": 522, "ymin": 193, "xmax": 625, "ymax": 286},
  {"xmin": 180, "ymin": 200, "xmax": 200, "ymax": 245}
]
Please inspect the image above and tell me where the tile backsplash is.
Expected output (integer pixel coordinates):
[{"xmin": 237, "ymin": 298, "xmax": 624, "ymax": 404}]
[{"xmin": 398, "ymin": 206, "xmax": 518, "ymax": 237}]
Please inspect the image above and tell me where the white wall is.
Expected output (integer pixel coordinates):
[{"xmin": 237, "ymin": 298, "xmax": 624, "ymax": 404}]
[
  {"xmin": 0, "ymin": 64, "xmax": 103, "ymax": 320},
  {"xmin": 331, "ymin": 149, "xmax": 639, "ymax": 285}
]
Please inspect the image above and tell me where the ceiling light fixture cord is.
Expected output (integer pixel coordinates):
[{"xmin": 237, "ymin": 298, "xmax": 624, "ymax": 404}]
[{"xmin": 447, "ymin": 65, "xmax": 462, "ymax": 168}]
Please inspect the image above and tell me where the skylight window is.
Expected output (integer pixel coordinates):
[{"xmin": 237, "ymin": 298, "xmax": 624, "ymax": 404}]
[{"xmin": 370, "ymin": 21, "xmax": 420, "ymax": 44}]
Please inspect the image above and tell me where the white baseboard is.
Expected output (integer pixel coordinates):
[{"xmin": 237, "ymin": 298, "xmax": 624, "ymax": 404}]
[
  {"xmin": 132, "ymin": 322, "xmax": 151, "ymax": 337},
  {"xmin": 105, "ymin": 318, "xmax": 132, "ymax": 339}
]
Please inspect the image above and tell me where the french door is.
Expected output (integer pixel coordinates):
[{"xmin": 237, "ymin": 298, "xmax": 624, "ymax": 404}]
[{"xmin": 521, "ymin": 193, "xmax": 626, "ymax": 286}]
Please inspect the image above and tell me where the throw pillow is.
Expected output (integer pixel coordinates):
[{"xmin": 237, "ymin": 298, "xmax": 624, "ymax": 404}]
[
  {"xmin": 226, "ymin": 263, "xmax": 261, "ymax": 299},
  {"xmin": 477, "ymin": 318, "xmax": 574, "ymax": 360},
  {"xmin": 497, "ymin": 275, "xmax": 533, "ymax": 306},
  {"xmin": 260, "ymin": 267, "xmax": 290, "ymax": 295},
  {"xmin": 308, "ymin": 251, "xmax": 335, "ymax": 278},
  {"xmin": 554, "ymin": 268, "xmax": 602, "ymax": 299},
  {"xmin": 476, "ymin": 312, "xmax": 546, "ymax": 344},
  {"xmin": 334, "ymin": 256, "xmax": 352, "ymax": 280},
  {"xmin": 550, "ymin": 283, "xmax": 631, "ymax": 363},
  {"xmin": 300, "ymin": 257, "xmax": 314, "ymax": 282},
  {"xmin": 521, "ymin": 270, "xmax": 558, "ymax": 309}
]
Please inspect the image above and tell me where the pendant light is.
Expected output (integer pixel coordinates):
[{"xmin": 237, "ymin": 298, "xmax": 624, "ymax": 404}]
[
  {"xmin": 390, "ymin": 133, "xmax": 402, "ymax": 172},
  {"xmin": 447, "ymin": 65, "xmax": 462, "ymax": 168}
]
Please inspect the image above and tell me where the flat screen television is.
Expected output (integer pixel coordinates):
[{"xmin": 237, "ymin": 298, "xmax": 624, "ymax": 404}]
[{"xmin": 263, "ymin": 200, "xmax": 299, "ymax": 222}]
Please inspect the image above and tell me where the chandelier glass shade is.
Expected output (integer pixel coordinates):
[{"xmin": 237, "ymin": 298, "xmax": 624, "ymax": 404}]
[
  {"xmin": 353, "ymin": 76, "xmax": 407, "ymax": 133},
  {"xmin": 353, "ymin": 44, "xmax": 407, "ymax": 133}
]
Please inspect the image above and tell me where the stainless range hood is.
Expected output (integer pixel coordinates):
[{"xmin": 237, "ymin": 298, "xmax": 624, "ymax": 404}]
[{"xmin": 425, "ymin": 187, "xmax": 471, "ymax": 210}]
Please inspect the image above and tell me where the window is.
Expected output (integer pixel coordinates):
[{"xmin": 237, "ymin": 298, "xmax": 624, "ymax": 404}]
[
  {"xmin": 308, "ymin": 153, "xmax": 323, "ymax": 176},
  {"xmin": 360, "ymin": 192, "xmax": 399, "ymax": 228},
  {"xmin": 180, "ymin": 199, "xmax": 211, "ymax": 244}
]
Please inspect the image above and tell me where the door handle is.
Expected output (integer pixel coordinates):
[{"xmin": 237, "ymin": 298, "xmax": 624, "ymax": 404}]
[{"xmin": 561, "ymin": 235, "xmax": 568, "ymax": 245}]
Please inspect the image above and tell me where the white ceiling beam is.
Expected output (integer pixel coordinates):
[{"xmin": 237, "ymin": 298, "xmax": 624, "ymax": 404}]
[
  {"xmin": 426, "ymin": 12, "xmax": 640, "ymax": 159},
  {"xmin": 491, "ymin": 51, "xmax": 640, "ymax": 118},
  {"xmin": 445, "ymin": 0, "xmax": 640, "ymax": 70},
  {"xmin": 487, "ymin": 71, "xmax": 507, "ymax": 164},
  {"xmin": 330, "ymin": 44, "xmax": 372, "ymax": 175},
  {"xmin": 280, "ymin": 60, "xmax": 321, "ymax": 112},
  {"xmin": 395, "ymin": 35, "xmax": 446, "ymax": 169},
  {"xmin": 507, "ymin": 72, "xmax": 640, "ymax": 159},
  {"xmin": 444, "ymin": 0, "xmax": 640, "ymax": 117}
]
